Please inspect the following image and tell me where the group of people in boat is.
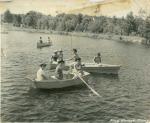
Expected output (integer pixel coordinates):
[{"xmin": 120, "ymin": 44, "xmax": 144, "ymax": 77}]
[
  {"xmin": 39, "ymin": 37, "xmax": 52, "ymax": 44},
  {"xmin": 36, "ymin": 48, "xmax": 102, "ymax": 81},
  {"xmin": 51, "ymin": 49, "xmax": 63, "ymax": 62}
]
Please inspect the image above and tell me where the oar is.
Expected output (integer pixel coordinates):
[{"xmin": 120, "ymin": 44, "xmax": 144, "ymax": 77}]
[
  {"xmin": 25, "ymin": 76, "xmax": 34, "ymax": 81},
  {"xmin": 74, "ymin": 71, "xmax": 101, "ymax": 97}
]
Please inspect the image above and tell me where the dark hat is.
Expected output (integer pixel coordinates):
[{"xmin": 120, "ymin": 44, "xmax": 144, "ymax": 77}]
[
  {"xmin": 40, "ymin": 63, "xmax": 46, "ymax": 67},
  {"xmin": 97, "ymin": 52, "xmax": 101, "ymax": 55},
  {"xmin": 54, "ymin": 50, "xmax": 58, "ymax": 53},
  {"xmin": 75, "ymin": 57, "xmax": 81, "ymax": 61},
  {"xmin": 58, "ymin": 60, "xmax": 65, "ymax": 64},
  {"xmin": 73, "ymin": 48, "xmax": 77, "ymax": 52}
]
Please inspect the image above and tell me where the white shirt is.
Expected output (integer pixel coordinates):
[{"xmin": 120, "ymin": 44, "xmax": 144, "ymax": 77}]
[
  {"xmin": 36, "ymin": 68, "xmax": 46, "ymax": 81},
  {"xmin": 57, "ymin": 53, "xmax": 63, "ymax": 61}
]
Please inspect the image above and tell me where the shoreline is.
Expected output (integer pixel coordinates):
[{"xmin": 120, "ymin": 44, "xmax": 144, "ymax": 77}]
[{"xmin": 1, "ymin": 23, "xmax": 148, "ymax": 45}]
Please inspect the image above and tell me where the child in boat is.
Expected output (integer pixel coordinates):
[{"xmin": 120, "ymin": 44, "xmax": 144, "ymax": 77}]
[
  {"xmin": 39, "ymin": 37, "xmax": 43, "ymax": 43},
  {"xmin": 36, "ymin": 63, "xmax": 48, "ymax": 81},
  {"xmin": 51, "ymin": 50, "xmax": 59, "ymax": 62},
  {"xmin": 94, "ymin": 52, "xmax": 101, "ymax": 64},
  {"xmin": 55, "ymin": 60, "xmax": 65, "ymax": 80},
  {"xmin": 57, "ymin": 50, "xmax": 63, "ymax": 61}
]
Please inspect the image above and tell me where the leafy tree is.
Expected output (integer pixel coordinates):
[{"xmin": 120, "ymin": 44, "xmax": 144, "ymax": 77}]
[
  {"xmin": 75, "ymin": 23, "xmax": 84, "ymax": 32},
  {"xmin": 48, "ymin": 18, "xmax": 57, "ymax": 30},
  {"xmin": 23, "ymin": 11, "xmax": 42, "ymax": 28},
  {"xmin": 12, "ymin": 14, "xmax": 22, "ymax": 26},
  {"xmin": 77, "ymin": 14, "xmax": 83, "ymax": 24},
  {"xmin": 143, "ymin": 16, "xmax": 150, "ymax": 41},
  {"xmin": 125, "ymin": 12, "xmax": 137, "ymax": 35},
  {"xmin": 4, "ymin": 10, "xmax": 13, "ymax": 23},
  {"xmin": 56, "ymin": 21, "xmax": 65, "ymax": 31}
]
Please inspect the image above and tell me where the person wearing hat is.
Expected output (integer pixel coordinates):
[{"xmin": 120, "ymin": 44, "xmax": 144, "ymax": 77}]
[
  {"xmin": 57, "ymin": 49, "xmax": 63, "ymax": 61},
  {"xmin": 94, "ymin": 52, "xmax": 101, "ymax": 64},
  {"xmin": 55, "ymin": 60, "xmax": 65, "ymax": 80},
  {"xmin": 51, "ymin": 50, "xmax": 59, "ymax": 62},
  {"xmin": 36, "ymin": 63, "xmax": 48, "ymax": 81},
  {"xmin": 48, "ymin": 37, "xmax": 52, "ymax": 44}
]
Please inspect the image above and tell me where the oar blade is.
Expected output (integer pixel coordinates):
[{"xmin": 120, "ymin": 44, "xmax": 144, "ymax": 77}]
[{"xmin": 74, "ymin": 71, "xmax": 101, "ymax": 97}]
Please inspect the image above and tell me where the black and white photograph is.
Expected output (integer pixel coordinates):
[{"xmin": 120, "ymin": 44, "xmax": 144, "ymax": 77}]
[{"xmin": 0, "ymin": 0, "xmax": 150, "ymax": 122}]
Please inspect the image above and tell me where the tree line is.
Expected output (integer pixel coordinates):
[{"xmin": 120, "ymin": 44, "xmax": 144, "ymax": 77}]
[{"xmin": 2, "ymin": 9, "xmax": 150, "ymax": 41}]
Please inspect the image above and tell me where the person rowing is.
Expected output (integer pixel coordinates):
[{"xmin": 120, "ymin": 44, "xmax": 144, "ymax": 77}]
[
  {"xmin": 36, "ymin": 63, "xmax": 48, "ymax": 81},
  {"xmin": 72, "ymin": 58, "xmax": 84, "ymax": 79},
  {"xmin": 94, "ymin": 52, "xmax": 101, "ymax": 64},
  {"xmin": 55, "ymin": 60, "xmax": 65, "ymax": 80}
]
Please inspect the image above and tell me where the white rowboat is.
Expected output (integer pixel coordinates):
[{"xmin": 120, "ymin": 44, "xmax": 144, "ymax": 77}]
[
  {"xmin": 82, "ymin": 63, "xmax": 120, "ymax": 74},
  {"xmin": 31, "ymin": 71, "xmax": 90, "ymax": 89},
  {"xmin": 49, "ymin": 62, "xmax": 120, "ymax": 74}
]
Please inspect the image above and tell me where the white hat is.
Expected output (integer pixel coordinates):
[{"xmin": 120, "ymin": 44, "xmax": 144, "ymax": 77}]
[
  {"xmin": 59, "ymin": 49, "xmax": 63, "ymax": 52},
  {"xmin": 54, "ymin": 50, "xmax": 58, "ymax": 53}
]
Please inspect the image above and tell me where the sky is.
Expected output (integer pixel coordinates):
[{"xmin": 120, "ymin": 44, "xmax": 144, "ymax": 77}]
[
  {"xmin": 0, "ymin": 0, "xmax": 90, "ymax": 15},
  {"xmin": 0, "ymin": 0, "xmax": 149, "ymax": 16},
  {"xmin": 89, "ymin": 0, "xmax": 105, "ymax": 2}
]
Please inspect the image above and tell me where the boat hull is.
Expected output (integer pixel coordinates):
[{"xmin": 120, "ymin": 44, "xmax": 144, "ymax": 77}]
[
  {"xmin": 82, "ymin": 63, "xmax": 120, "ymax": 74},
  {"xmin": 37, "ymin": 42, "xmax": 51, "ymax": 48},
  {"xmin": 33, "ymin": 71, "xmax": 90, "ymax": 89},
  {"xmin": 49, "ymin": 62, "xmax": 120, "ymax": 74}
]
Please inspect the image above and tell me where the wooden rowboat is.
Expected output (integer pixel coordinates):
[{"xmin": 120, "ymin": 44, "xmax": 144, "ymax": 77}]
[
  {"xmin": 37, "ymin": 42, "xmax": 52, "ymax": 48},
  {"xmin": 82, "ymin": 63, "xmax": 121, "ymax": 74},
  {"xmin": 30, "ymin": 71, "xmax": 90, "ymax": 89},
  {"xmin": 49, "ymin": 62, "xmax": 121, "ymax": 74}
]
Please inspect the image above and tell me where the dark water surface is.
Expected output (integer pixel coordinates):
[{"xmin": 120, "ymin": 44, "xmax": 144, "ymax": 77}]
[{"xmin": 1, "ymin": 31, "xmax": 150, "ymax": 122}]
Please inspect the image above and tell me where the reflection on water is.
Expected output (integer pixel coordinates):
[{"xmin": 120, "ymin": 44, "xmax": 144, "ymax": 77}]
[{"xmin": 1, "ymin": 31, "xmax": 150, "ymax": 122}]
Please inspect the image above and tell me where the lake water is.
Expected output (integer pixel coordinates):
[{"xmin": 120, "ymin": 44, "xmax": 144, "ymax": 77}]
[{"xmin": 1, "ymin": 31, "xmax": 150, "ymax": 122}]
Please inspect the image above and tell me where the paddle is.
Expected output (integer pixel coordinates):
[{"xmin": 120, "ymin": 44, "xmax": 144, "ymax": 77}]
[
  {"xmin": 25, "ymin": 76, "xmax": 34, "ymax": 81},
  {"xmin": 74, "ymin": 71, "xmax": 101, "ymax": 97}
]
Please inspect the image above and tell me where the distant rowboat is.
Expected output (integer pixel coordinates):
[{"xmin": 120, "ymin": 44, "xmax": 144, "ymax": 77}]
[
  {"xmin": 37, "ymin": 42, "xmax": 52, "ymax": 48},
  {"xmin": 29, "ymin": 71, "xmax": 90, "ymax": 89}
]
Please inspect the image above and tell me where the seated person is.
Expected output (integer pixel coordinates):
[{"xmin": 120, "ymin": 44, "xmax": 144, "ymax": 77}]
[
  {"xmin": 36, "ymin": 63, "xmax": 48, "ymax": 81},
  {"xmin": 94, "ymin": 52, "xmax": 101, "ymax": 64},
  {"xmin": 39, "ymin": 37, "xmax": 43, "ymax": 43},
  {"xmin": 57, "ymin": 50, "xmax": 63, "ymax": 61},
  {"xmin": 48, "ymin": 37, "xmax": 52, "ymax": 43},
  {"xmin": 51, "ymin": 50, "xmax": 58, "ymax": 62},
  {"xmin": 55, "ymin": 60, "xmax": 65, "ymax": 80}
]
